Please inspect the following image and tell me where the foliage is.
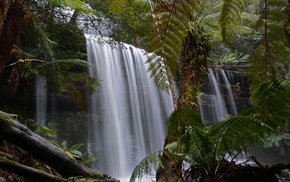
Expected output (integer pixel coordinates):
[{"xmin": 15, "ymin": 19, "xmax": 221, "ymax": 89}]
[
  {"xmin": 21, "ymin": 1, "xmax": 88, "ymax": 59},
  {"xmin": 18, "ymin": 11, "xmax": 57, "ymax": 58},
  {"xmin": 129, "ymin": 151, "xmax": 162, "ymax": 182},
  {"xmin": 176, "ymin": 23, "xmax": 212, "ymax": 108},
  {"xmin": 45, "ymin": 22, "xmax": 87, "ymax": 59},
  {"xmin": 83, "ymin": 0, "xmax": 151, "ymax": 47},
  {"xmin": 5, "ymin": 57, "xmax": 99, "ymax": 110},
  {"xmin": 146, "ymin": 0, "xmax": 258, "ymax": 93},
  {"xmin": 216, "ymin": 50, "xmax": 250, "ymax": 66},
  {"xmin": 52, "ymin": 141, "xmax": 98, "ymax": 167},
  {"xmin": 249, "ymin": 78, "xmax": 290, "ymax": 129},
  {"xmin": 0, "ymin": 0, "xmax": 100, "ymax": 111},
  {"xmin": 164, "ymin": 108, "xmax": 259, "ymax": 177},
  {"xmin": 47, "ymin": 0, "xmax": 92, "ymax": 13},
  {"xmin": 53, "ymin": 140, "xmax": 84, "ymax": 159},
  {"xmin": 146, "ymin": 0, "xmax": 197, "ymax": 92},
  {"xmin": 82, "ymin": 151, "xmax": 98, "ymax": 167},
  {"xmin": 264, "ymin": 132, "xmax": 290, "ymax": 148},
  {"xmin": 130, "ymin": 108, "xmax": 256, "ymax": 180},
  {"xmin": 248, "ymin": 0, "xmax": 290, "ymax": 87},
  {"xmin": 130, "ymin": 76, "xmax": 290, "ymax": 180},
  {"xmin": 34, "ymin": 123, "xmax": 58, "ymax": 138},
  {"xmin": 130, "ymin": 69, "xmax": 290, "ymax": 181},
  {"xmin": 220, "ymin": 0, "xmax": 257, "ymax": 46},
  {"xmin": 35, "ymin": 123, "xmax": 98, "ymax": 167}
]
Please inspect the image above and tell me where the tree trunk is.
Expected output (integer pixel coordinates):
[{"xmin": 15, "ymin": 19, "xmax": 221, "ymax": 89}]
[
  {"xmin": 0, "ymin": 156, "xmax": 66, "ymax": 182},
  {"xmin": 0, "ymin": 0, "xmax": 10, "ymax": 33},
  {"xmin": 156, "ymin": 26, "xmax": 211, "ymax": 182},
  {"xmin": 0, "ymin": 111, "xmax": 119, "ymax": 181},
  {"xmin": 0, "ymin": 0, "xmax": 25, "ymax": 69}
]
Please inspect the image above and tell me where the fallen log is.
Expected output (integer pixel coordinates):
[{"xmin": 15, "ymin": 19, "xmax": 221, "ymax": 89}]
[
  {"xmin": 0, "ymin": 155, "xmax": 66, "ymax": 182},
  {"xmin": 0, "ymin": 111, "xmax": 119, "ymax": 181}
]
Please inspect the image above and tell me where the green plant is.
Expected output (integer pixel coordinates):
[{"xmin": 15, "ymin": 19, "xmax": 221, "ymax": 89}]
[
  {"xmin": 129, "ymin": 151, "xmax": 162, "ymax": 182},
  {"xmin": 264, "ymin": 132, "xmax": 290, "ymax": 148},
  {"xmin": 217, "ymin": 51, "xmax": 250, "ymax": 66},
  {"xmin": 52, "ymin": 141, "xmax": 99, "ymax": 167},
  {"xmin": 145, "ymin": 1, "xmax": 260, "ymax": 180},
  {"xmin": 4, "ymin": 57, "xmax": 99, "ymax": 110},
  {"xmin": 34, "ymin": 123, "xmax": 58, "ymax": 138},
  {"xmin": 53, "ymin": 140, "xmax": 84, "ymax": 159},
  {"xmin": 130, "ymin": 108, "xmax": 253, "ymax": 181},
  {"xmin": 82, "ymin": 151, "xmax": 98, "ymax": 167},
  {"xmin": 146, "ymin": 0, "xmax": 258, "ymax": 93}
]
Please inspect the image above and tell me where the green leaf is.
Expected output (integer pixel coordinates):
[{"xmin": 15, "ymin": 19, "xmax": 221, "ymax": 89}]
[{"xmin": 129, "ymin": 151, "xmax": 162, "ymax": 182}]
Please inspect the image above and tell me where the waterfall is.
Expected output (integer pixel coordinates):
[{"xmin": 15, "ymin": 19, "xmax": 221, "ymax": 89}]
[
  {"xmin": 86, "ymin": 35, "xmax": 174, "ymax": 179},
  {"xmin": 198, "ymin": 68, "xmax": 237, "ymax": 125},
  {"xmin": 35, "ymin": 76, "xmax": 47, "ymax": 125},
  {"xmin": 219, "ymin": 69, "xmax": 237, "ymax": 117},
  {"xmin": 34, "ymin": 34, "xmax": 238, "ymax": 179}
]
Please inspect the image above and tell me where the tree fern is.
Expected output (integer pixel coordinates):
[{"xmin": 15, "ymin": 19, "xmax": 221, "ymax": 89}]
[
  {"xmin": 141, "ymin": 0, "xmax": 290, "ymax": 180},
  {"xmin": 150, "ymin": 75, "xmax": 289, "ymax": 178},
  {"xmin": 147, "ymin": 0, "xmax": 258, "ymax": 92},
  {"xmin": 160, "ymin": 108, "xmax": 254, "ymax": 177}
]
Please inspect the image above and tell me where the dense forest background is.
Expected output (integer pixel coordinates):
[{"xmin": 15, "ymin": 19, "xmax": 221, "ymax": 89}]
[{"xmin": 0, "ymin": 0, "xmax": 290, "ymax": 182}]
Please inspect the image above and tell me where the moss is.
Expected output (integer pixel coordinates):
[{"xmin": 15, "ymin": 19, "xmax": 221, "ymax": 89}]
[
  {"xmin": 67, "ymin": 176, "xmax": 118, "ymax": 182},
  {"xmin": 0, "ymin": 112, "xmax": 16, "ymax": 126},
  {"xmin": 0, "ymin": 151, "xmax": 13, "ymax": 159}
]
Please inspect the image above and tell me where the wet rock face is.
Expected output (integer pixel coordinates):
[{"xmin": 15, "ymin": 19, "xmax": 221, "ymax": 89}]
[{"xmin": 0, "ymin": 82, "xmax": 15, "ymax": 106}]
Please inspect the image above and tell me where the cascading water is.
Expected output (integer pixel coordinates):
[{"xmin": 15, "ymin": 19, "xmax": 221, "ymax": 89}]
[
  {"xmin": 218, "ymin": 69, "xmax": 237, "ymax": 117},
  {"xmin": 35, "ymin": 76, "xmax": 47, "ymax": 125},
  {"xmin": 198, "ymin": 68, "xmax": 237, "ymax": 125},
  {"xmin": 86, "ymin": 35, "xmax": 174, "ymax": 179}
]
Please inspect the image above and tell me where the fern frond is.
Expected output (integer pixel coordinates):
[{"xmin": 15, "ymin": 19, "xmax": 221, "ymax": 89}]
[
  {"xmin": 164, "ymin": 108, "xmax": 260, "ymax": 172},
  {"xmin": 249, "ymin": 79, "xmax": 290, "ymax": 129},
  {"xmin": 147, "ymin": 55, "xmax": 170, "ymax": 91},
  {"xmin": 241, "ymin": 12, "xmax": 259, "ymax": 28},
  {"xmin": 200, "ymin": 12, "xmax": 220, "ymax": 28},
  {"xmin": 249, "ymin": 0, "xmax": 289, "ymax": 86},
  {"xmin": 147, "ymin": 0, "xmax": 196, "ymax": 92},
  {"xmin": 107, "ymin": 0, "xmax": 127, "ymax": 15},
  {"xmin": 220, "ymin": 0, "xmax": 256, "ymax": 46},
  {"xmin": 129, "ymin": 151, "xmax": 162, "ymax": 182},
  {"xmin": 34, "ymin": 59, "xmax": 94, "ymax": 71},
  {"xmin": 166, "ymin": 108, "xmax": 212, "ymax": 166},
  {"xmin": 27, "ymin": 12, "xmax": 57, "ymax": 56}
]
